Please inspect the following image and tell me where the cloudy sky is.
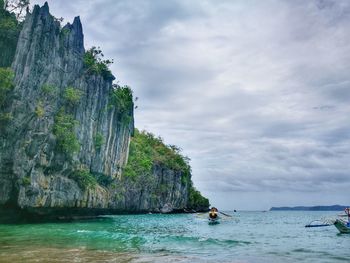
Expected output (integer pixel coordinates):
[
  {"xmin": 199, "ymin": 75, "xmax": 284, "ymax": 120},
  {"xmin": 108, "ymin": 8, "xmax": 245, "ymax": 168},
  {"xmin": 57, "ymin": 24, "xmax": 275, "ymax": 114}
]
[{"xmin": 32, "ymin": 0, "xmax": 350, "ymax": 210}]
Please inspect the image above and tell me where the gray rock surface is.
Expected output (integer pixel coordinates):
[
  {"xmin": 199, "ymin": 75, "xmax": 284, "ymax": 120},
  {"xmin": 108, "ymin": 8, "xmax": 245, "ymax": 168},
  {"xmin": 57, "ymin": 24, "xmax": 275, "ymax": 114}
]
[
  {"xmin": 108, "ymin": 164, "xmax": 190, "ymax": 213},
  {"xmin": 0, "ymin": 3, "xmax": 132, "ymax": 211}
]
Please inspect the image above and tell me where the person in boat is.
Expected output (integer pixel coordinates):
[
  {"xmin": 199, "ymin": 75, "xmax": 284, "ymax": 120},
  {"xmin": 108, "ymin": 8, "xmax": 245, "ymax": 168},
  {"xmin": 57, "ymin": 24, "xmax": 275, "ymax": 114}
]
[
  {"xmin": 345, "ymin": 208, "xmax": 350, "ymax": 226},
  {"xmin": 209, "ymin": 207, "xmax": 218, "ymax": 219}
]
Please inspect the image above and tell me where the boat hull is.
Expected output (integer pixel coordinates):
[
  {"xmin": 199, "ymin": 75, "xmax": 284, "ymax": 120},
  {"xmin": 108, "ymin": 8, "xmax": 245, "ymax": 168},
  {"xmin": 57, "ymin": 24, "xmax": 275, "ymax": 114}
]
[
  {"xmin": 208, "ymin": 218, "xmax": 220, "ymax": 225},
  {"xmin": 334, "ymin": 219, "xmax": 350, "ymax": 234}
]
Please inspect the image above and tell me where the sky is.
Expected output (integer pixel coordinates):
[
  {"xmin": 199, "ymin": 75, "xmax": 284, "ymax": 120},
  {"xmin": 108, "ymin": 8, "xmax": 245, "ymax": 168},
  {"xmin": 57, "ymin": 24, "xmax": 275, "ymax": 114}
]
[{"xmin": 31, "ymin": 0, "xmax": 350, "ymax": 210}]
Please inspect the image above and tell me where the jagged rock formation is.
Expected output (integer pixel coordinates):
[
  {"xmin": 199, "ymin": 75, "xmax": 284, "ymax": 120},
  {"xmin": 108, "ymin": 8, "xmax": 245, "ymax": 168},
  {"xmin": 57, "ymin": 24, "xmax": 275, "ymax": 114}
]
[{"xmin": 0, "ymin": 3, "xmax": 208, "ymax": 219}]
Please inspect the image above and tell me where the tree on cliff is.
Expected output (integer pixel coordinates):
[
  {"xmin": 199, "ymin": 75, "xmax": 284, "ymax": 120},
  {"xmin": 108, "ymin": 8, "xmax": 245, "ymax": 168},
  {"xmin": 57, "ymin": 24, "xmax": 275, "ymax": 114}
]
[
  {"xmin": 2, "ymin": 0, "xmax": 29, "ymax": 20},
  {"xmin": 0, "ymin": 0, "xmax": 22, "ymax": 66}
]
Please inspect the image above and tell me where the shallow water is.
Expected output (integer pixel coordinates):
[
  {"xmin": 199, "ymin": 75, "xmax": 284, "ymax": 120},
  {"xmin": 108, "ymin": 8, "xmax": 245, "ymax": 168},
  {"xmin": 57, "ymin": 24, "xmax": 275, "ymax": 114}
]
[{"xmin": 0, "ymin": 211, "xmax": 349, "ymax": 262}]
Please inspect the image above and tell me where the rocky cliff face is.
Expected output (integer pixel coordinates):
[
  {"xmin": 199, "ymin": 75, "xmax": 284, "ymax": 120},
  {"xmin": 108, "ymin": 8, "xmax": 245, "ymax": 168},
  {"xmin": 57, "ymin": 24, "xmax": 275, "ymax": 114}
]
[
  {"xmin": 0, "ymin": 3, "xmax": 133, "ymax": 212},
  {"xmin": 109, "ymin": 164, "xmax": 190, "ymax": 213},
  {"xmin": 0, "ymin": 3, "xmax": 208, "ymax": 219}
]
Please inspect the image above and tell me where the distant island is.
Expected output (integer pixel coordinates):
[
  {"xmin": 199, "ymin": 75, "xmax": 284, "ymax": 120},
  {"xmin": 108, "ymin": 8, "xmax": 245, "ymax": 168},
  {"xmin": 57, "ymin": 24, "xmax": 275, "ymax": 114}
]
[{"xmin": 270, "ymin": 205, "xmax": 349, "ymax": 211}]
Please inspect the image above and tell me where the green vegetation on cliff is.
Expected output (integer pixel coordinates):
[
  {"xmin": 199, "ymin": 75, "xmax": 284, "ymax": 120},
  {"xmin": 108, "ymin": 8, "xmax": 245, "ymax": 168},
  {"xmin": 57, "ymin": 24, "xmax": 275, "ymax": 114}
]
[
  {"xmin": 41, "ymin": 83, "xmax": 57, "ymax": 95},
  {"xmin": 0, "ymin": 0, "xmax": 22, "ymax": 67},
  {"xmin": 123, "ymin": 129, "xmax": 191, "ymax": 179},
  {"xmin": 111, "ymin": 85, "xmax": 133, "ymax": 114},
  {"xmin": 53, "ymin": 109, "xmax": 80, "ymax": 155},
  {"xmin": 63, "ymin": 86, "xmax": 83, "ymax": 106},
  {"xmin": 188, "ymin": 187, "xmax": 210, "ymax": 210},
  {"xmin": 94, "ymin": 132, "xmax": 104, "ymax": 150},
  {"xmin": 0, "ymin": 67, "xmax": 14, "ymax": 126},
  {"xmin": 83, "ymin": 46, "xmax": 114, "ymax": 79},
  {"xmin": 0, "ymin": 67, "xmax": 14, "ymax": 107},
  {"xmin": 110, "ymin": 84, "xmax": 134, "ymax": 125},
  {"xmin": 69, "ymin": 168, "xmax": 97, "ymax": 190},
  {"xmin": 34, "ymin": 100, "xmax": 44, "ymax": 118}
]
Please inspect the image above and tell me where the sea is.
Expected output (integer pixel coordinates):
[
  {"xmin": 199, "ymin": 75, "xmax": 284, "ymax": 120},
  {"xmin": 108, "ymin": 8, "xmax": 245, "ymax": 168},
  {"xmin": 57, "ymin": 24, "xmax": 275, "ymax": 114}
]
[{"xmin": 0, "ymin": 211, "xmax": 349, "ymax": 262}]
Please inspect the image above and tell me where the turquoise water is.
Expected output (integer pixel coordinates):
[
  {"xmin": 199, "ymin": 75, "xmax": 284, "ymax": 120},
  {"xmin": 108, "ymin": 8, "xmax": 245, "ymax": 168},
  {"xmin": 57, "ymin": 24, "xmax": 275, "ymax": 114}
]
[{"xmin": 0, "ymin": 211, "xmax": 349, "ymax": 262}]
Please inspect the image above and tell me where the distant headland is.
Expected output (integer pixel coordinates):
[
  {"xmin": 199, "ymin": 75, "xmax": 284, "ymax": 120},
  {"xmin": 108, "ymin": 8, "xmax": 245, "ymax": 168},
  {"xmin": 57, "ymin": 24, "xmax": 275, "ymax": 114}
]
[{"xmin": 270, "ymin": 205, "xmax": 349, "ymax": 211}]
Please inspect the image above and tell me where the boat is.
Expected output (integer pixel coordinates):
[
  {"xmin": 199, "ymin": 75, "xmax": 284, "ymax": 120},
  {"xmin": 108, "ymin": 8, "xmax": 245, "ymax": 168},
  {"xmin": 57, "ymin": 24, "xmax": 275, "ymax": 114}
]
[
  {"xmin": 334, "ymin": 219, "xmax": 350, "ymax": 234},
  {"xmin": 208, "ymin": 217, "xmax": 220, "ymax": 225},
  {"xmin": 208, "ymin": 207, "xmax": 220, "ymax": 225}
]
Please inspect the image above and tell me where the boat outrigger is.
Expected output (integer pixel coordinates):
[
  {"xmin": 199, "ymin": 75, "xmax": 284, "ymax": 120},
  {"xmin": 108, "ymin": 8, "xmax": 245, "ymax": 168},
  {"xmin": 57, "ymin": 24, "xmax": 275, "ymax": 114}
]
[{"xmin": 304, "ymin": 207, "xmax": 350, "ymax": 234}]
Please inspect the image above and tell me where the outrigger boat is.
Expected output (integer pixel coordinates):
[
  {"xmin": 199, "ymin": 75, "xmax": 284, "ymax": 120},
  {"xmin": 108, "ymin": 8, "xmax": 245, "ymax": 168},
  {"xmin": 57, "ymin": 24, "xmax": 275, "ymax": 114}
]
[{"xmin": 305, "ymin": 207, "xmax": 350, "ymax": 233}]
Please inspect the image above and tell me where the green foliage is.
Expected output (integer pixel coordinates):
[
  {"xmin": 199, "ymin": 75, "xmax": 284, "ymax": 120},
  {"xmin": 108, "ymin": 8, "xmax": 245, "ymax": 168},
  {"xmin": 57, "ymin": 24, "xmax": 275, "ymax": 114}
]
[
  {"xmin": 0, "ymin": 112, "xmax": 12, "ymax": 121},
  {"xmin": 95, "ymin": 172, "xmax": 113, "ymax": 187},
  {"xmin": 63, "ymin": 86, "xmax": 82, "ymax": 106},
  {"xmin": 0, "ymin": 2, "xmax": 22, "ymax": 66},
  {"xmin": 111, "ymin": 85, "xmax": 133, "ymax": 115},
  {"xmin": 53, "ymin": 109, "xmax": 80, "ymax": 155},
  {"xmin": 41, "ymin": 83, "xmax": 57, "ymax": 95},
  {"xmin": 69, "ymin": 168, "xmax": 97, "ymax": 190},
  {"xmin": 181, "ymin": 174, "xmax": 189, "ymax": 185},
  {"xmin": 35, "ymin": 101, "xmax": 44, "ymax": 118},
  {"xmin": 83, "ymin": 47, "xmax": 114, "ymax": 79},
  {"xmin": 20, "ymin": 176, "xmax": 31, "ymax": 186},
  {"xmin": 94, "ymin": 132, "xmax": 104, "ymax": 150},
  {"xmin": 188, "ymin": 187, "xmax": 209, "ymax": 210},
  {"xmin": 61, "ymin": 28, "xmax": 69, "ymax": 35},
  {"xmin": 123, "ymin": 129, "xmax": 191, "ymax": 179},
  {"xmin": 0, "ymin": 67, "xmax": 14, "ymax": 107}
]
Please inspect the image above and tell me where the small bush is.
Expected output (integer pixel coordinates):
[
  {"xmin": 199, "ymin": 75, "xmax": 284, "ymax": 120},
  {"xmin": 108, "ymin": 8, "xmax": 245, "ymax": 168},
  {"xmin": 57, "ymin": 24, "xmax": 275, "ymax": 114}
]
[
  {"xmin": 41, "ymin": 84, "xmax": 57, "ymax": 95},
  {"xmin": 111, "ymin": 85, "xmax": 133, "ymax": 115},
  {"xmin": 94, "ymin": 132, "xmax": 104, "ymax": 150},
  {"xmin": 83, "ymin": 47, "xmax": 114, "ymax": 79},
  {"xmin": 69, "ymin": 168, "xmax": 97, "ymax": 190},
  {"xmin": 0, "ymin": 112, "xmax": 12, "ymax": 121},
  {"xmin": 21, "ymin": 176, "xmax": 31, "ymax": 186},
  {"xmin": 35, "ymin": 101, "xmax": 45, "ymax": 118},
  {"xmin": 53, "ymin": 109, "xmax": 80, "ymax": 155},
  {"xmin": 63, "ymin": 86, "xmax": 82, "ymax": 106},
  {"xmin": 0, "ymin": 67, "xmax": 14, "ymax": 107}
]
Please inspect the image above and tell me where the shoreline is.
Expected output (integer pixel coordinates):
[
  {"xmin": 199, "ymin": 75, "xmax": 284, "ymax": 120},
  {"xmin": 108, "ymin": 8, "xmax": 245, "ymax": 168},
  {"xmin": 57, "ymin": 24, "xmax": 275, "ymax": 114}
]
[{"xmin": 0, "ymin": 206, "xmax": 207, "ymax": 224}]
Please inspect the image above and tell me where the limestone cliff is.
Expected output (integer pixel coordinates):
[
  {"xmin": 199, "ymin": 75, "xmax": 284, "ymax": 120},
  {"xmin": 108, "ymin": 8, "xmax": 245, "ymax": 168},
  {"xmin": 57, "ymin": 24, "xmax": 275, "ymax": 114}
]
[{"xmin": 0, "ymin": 3, "xmax": 208, "ymax": 219}]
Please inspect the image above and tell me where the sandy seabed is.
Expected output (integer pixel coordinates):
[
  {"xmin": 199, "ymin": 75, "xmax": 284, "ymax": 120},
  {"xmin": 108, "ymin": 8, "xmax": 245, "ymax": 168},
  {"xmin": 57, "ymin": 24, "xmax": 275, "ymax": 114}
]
[{"xmin": 0, "ymin": 245, "xmax": 251, "ymax": 263}]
